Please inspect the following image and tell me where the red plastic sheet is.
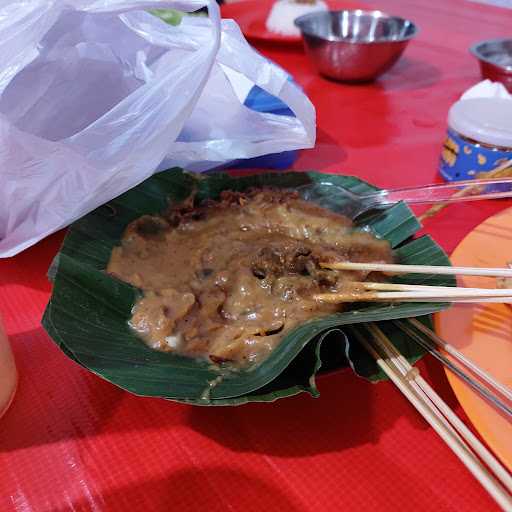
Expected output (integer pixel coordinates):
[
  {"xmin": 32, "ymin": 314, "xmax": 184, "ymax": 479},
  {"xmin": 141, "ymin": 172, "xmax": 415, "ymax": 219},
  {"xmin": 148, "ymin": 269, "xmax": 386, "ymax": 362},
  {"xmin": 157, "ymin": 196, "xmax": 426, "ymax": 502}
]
[{"xmin": 1, "ymin": 0, "xmax": 511, "ymax": 510}]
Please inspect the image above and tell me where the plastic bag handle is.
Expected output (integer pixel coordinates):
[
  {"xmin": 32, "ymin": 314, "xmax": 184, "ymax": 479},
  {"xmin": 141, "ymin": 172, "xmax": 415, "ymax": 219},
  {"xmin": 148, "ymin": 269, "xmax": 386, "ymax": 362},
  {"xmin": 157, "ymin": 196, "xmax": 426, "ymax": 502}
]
[{"xmin": 216, "ymin": 21, "xmax": 315, "ymax": 147}]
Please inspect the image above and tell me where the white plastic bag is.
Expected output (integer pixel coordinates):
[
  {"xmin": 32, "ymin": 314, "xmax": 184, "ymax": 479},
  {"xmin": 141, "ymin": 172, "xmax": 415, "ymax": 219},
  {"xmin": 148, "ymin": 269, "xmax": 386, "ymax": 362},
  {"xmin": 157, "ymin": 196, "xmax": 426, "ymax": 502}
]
[{"xmin": 0, "ymin": 0, "xmax": 315, "ymax": 257}]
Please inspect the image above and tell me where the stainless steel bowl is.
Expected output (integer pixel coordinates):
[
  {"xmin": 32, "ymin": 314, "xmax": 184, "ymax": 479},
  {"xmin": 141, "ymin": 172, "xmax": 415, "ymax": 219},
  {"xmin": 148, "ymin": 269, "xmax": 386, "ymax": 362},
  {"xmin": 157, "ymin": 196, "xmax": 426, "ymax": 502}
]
[
  {"xmin": 470, "ymin": 38, "xmax": 512, "ymax": 92},
  {"xmin": 294, "ymin": 10, "xmax": 417, "ymax": 82}
]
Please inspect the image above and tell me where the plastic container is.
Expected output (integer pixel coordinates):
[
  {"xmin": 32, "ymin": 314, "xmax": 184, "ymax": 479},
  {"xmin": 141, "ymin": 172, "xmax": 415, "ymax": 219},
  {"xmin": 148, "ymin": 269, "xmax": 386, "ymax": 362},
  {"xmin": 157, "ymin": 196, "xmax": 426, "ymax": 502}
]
[
  {"xmin": 439, "ymin": 97, "xmax": 512, "ymax": 182},
  {"xmin": 0, "ymin": 316, "xmax": 17, "ymax": 418}
]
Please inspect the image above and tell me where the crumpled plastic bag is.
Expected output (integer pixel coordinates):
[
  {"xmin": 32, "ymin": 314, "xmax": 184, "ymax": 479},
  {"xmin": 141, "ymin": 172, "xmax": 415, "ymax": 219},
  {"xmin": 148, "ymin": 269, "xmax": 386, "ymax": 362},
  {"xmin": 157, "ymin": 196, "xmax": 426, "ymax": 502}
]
[{"xmin": 0, "ymin": 0, "xmax": 315, "ymax": 257}]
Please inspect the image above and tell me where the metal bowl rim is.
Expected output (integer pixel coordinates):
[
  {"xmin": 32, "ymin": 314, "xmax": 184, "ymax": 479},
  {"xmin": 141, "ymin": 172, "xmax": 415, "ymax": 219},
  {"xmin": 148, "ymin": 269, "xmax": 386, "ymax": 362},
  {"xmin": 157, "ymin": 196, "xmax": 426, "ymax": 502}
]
[
  {"xmin": 294, "ymin": 9, "xmax": 418, "ymax": 45},
  {"xmin": 470, "ymin": 38, "xmax": 512, "ymax": 71}
]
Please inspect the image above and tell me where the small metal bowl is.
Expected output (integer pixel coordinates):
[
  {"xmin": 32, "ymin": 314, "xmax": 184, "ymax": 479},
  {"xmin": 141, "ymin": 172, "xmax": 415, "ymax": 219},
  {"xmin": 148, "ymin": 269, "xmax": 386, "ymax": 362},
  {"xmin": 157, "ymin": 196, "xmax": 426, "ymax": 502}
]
[
  {"xmin": 470, "ymin": 38, "xmax": 512, "ymax": 92},
  {"xmin": 294, "ymin": 10, "xmax": 417, "ymax": 82}
]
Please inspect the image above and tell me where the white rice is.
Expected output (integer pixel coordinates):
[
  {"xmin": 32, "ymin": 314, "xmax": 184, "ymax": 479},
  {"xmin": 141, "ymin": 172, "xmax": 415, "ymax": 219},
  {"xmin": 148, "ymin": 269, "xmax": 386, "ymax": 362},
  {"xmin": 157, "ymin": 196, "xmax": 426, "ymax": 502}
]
[{"xmin": 266, "ymin": 0, "xmax": 328, "ymax": 37}]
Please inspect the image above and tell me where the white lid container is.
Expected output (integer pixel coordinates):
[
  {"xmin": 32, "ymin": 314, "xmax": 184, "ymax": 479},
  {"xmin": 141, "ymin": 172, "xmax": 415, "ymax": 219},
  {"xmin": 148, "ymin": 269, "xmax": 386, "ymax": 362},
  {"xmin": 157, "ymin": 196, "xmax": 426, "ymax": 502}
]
[{"xmin": 448, "ymin": 97, "xmax": 512, "ymax": 148}]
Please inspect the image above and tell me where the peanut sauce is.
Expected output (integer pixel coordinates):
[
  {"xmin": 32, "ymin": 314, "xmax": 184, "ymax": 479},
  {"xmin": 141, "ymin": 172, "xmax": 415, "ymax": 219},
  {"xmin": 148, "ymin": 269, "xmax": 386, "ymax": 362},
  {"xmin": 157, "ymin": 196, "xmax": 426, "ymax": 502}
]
[{"xmin": 107, "ymin": 189, "xmax": 393, "ymax": 367}]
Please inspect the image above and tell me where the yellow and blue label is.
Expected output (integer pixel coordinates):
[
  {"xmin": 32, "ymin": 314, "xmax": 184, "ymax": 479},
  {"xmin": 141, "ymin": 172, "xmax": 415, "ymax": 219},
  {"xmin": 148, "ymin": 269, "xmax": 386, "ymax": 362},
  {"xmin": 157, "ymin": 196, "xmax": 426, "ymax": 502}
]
[{"xmin": 439, "ymin": 129, "xmax": 511, "ymax": 181}]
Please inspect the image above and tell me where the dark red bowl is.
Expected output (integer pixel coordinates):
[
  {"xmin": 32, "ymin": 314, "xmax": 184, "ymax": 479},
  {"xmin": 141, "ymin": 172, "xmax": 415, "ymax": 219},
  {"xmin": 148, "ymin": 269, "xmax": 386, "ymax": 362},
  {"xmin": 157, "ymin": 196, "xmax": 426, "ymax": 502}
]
[{"xmin": 470, "ymin": 38, "xmax": 512, "ymax": 92}]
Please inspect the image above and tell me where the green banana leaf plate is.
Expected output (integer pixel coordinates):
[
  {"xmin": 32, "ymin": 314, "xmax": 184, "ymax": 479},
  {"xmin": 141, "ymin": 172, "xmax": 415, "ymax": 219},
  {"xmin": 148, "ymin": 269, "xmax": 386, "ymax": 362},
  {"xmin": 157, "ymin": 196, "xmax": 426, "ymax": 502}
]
[{"xmin": 42, "ymin": 169, "xmax": 454, "ymax": 405}]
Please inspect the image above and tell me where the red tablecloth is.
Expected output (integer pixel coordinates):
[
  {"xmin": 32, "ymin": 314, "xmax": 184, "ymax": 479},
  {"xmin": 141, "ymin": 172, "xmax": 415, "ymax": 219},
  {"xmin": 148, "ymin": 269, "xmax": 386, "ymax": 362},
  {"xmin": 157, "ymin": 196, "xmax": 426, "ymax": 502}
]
[{"xmin": 1, "ymin": 0, "xmax": 511, "ymax": 510}]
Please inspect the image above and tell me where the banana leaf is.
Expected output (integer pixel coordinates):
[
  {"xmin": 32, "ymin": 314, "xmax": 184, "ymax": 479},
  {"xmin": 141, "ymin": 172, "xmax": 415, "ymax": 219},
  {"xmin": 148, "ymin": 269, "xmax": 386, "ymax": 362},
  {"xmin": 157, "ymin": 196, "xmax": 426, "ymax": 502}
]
[{"xmin": 42, "ymin": 169, "xmax": 454, "ymax": 405}]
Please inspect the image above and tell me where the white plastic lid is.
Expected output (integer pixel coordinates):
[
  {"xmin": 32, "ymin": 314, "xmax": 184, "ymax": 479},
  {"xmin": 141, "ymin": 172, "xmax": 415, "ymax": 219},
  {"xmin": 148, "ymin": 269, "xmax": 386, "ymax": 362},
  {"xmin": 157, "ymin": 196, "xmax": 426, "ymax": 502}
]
[{"xmin": 448, "ymin": 97, "xmax": 512, "ymax": 147}]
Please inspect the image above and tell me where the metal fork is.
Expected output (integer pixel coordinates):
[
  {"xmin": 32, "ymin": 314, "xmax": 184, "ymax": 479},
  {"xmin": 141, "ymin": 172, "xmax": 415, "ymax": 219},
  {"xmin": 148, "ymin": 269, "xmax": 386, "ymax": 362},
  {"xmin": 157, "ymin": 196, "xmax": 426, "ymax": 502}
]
[{"xmin": 298, "ymin": 177, "xmax": 512, "ymax": 219}]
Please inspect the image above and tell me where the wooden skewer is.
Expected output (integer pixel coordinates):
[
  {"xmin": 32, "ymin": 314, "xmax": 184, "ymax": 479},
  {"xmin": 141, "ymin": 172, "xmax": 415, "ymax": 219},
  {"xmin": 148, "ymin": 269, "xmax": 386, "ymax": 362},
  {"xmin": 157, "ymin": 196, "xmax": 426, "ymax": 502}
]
[
  {"xmin": 316, "ymin": 298, "xmax": 512, "ymax": 304},
  {"xmin": 351, "ymin": 326, "xmax": 512, "ymax": 510},
  {"xmin": 394, "ymin": 320, "xmax": 512, "ymax": 418},
  {"xmin": 313, "ymin": 281, "xmax": 512, "ymax": 303},
  {"xmin": 394, "ymin": 298, "xmax": 512, "ymax": 304},
  {"xmin": 405, "ymin": 318, "xmax": 512, "ymax": 404},
  {"xmin": 352, "ymin": 282, "xmax": 501, "ymax": 292},
  {"xmin": 320, "ymin": 261, "xmax": 512, "ymax": 278},
  {"xmin": 314, "ymin": 288, "xmax": 512, "ymax": 303},
  {"xmin": 358, "ymin": 289, "xmax": 512, "ymax": 298},
  {"xmin": 365, "ymin": 324, "xmax": 512, "ymax": 496},
  {"xmin": 416, "ymin": 298, "xmax": 512, "ymax": 303}
]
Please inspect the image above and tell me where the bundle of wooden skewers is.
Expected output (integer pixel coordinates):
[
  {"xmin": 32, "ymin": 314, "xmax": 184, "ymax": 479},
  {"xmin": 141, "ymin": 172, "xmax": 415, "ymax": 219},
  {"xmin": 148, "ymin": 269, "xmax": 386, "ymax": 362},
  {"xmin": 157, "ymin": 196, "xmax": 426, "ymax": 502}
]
[
  {"xmin": 315, "ymin": 261, "xmax": 512, "ymax": 510},
  {"xmin": 350, "ymin": 323, "xmax": 512, "ymax": 511},
  {"xmin": 314, "ymin": 261, "xmax": 512, "ymax": 304}
]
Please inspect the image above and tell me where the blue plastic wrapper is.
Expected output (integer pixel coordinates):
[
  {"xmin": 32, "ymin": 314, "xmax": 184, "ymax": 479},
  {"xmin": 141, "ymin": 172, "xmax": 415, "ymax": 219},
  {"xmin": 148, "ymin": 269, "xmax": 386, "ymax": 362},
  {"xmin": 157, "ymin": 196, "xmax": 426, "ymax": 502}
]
[{"xmin": 225, "ymin": 82, "xmax": 299, "ymax": 170}]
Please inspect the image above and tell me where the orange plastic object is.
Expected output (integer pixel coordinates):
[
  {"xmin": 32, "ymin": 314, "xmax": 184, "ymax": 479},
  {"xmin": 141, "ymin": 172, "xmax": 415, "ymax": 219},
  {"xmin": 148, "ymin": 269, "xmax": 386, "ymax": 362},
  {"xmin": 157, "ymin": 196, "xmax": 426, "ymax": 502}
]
[{"xmin": 436, "ymin": 207, "xmax": 512, "ymax": 471}]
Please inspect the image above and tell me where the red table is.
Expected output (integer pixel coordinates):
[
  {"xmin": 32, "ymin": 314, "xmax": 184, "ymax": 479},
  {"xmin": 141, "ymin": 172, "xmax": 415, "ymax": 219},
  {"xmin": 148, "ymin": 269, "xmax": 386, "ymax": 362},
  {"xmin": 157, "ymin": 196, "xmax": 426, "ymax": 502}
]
[{"xmin": 1, "ymin": 0, "xmax": 511, "ymax": 510}]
